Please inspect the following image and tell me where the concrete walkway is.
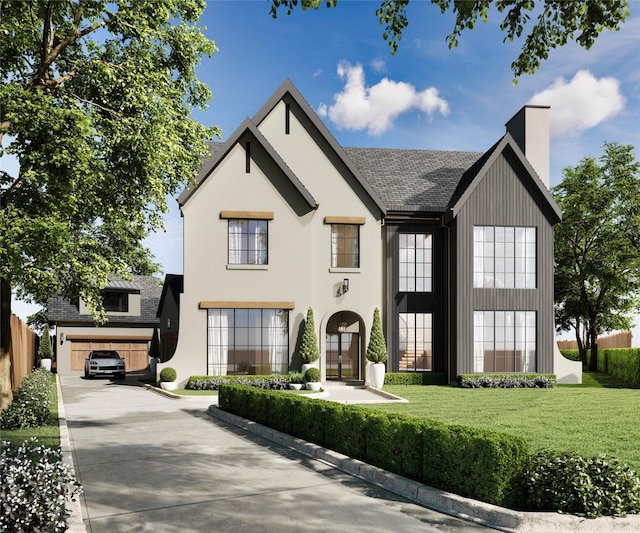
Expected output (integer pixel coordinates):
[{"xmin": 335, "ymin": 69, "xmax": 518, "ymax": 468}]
[{"xmin": 58, "ymin": 374, "xmax": 640, "ymax": 532}]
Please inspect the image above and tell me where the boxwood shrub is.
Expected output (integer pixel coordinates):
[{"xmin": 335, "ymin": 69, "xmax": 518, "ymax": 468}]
[
  {"xmin": 0, "ymin": 368, "xmax": 52, "ymax": 430},
  {"xmin": 458, "ymin": 374, "xmax": 556, "ymax": 388},
  {"xmin": 523, "ymin": 450, "xmax": 640, "ymax": 518},
  {"xmin": 186, "ymin": 374, "xmax": 289, "ymax": 390},
  {"xmin": 384, "ymin": 372, "xmax": 447, "ymax": 385},
  {"xmin": 218, "ymin": 384, "xmax": 529, "ymax": 507},
  {"xmin": 604, "ymin": 348, "xmax": 640, "ymax": 387}
]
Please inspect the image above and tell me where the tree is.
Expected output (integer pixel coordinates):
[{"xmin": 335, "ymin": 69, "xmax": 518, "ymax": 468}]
[
  {"xmin": 299, "ymin": 308, "xmax": 320, "ymax": 364},
  {"xmin": 553, "ymin": 143, "xmax": 640, "ymax": 370},
  {"xmin": 270, "ymin": 0, "xmax": 630, "ymax": 79},
  {"xmin": 0, "ymin": 0, "xmax": 219, "ymax": 410},
  {"xmin": 366, "ymin": 308, "xmax": 388, "ymax": 364}
]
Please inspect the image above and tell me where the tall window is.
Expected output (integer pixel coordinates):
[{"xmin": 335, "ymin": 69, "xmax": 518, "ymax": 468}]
[
  {"xmin": 399, "ymin": 233, "xmax": 432, "ymax": 292},
  {"xmin": 207, "ymin": 308, "xmax": 288, "ymax": 376},
  {"xmin": 398, "ymin": 313, "xmax": 432, "ymax": 371},
  {"xmin": 331, "ymin": 224, "xmax": 359, "ymax": 268},
  {"xmin": 473, "ymin": 311, "xmax": 536, "ymax": 373},
  {"xmin": 103, "ymin": 291, "xmax": 128, "ymax": 312},
  {"xmin": 228, "ymin": 219, "xmax": 268, "ymax": 265},
  {"xmin": 473, "ymin": 226, "xmax": 536, "ymax": 288}
]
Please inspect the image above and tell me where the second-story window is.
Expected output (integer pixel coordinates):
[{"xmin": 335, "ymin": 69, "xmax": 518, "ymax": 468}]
[
  {"xmin": 228, "ymin": 219, "xmax": 268, "ymax": 265},
  {"xmin": 399, "ymin": 233, "xmax": 432, "ymax": 292},
  {"xmin": 331, "ymin": 224, "xmax": 359, "ymax": 268},
  {"xmin": 103, "ymin": 291, "xmax": 128, "ymax": 312}
]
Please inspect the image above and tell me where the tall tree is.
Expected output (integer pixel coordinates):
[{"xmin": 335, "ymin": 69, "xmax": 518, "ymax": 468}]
[
  {"xmin": 270, "ymin": 0, "xmax": 630, "ymax": 79},
  {"xmin": 553, "ymin": 143, "xmax": 640, "ymax": 369},
  {"xmin": 0, "ymin": 0, "xmax": 219, "ymax": 410}
]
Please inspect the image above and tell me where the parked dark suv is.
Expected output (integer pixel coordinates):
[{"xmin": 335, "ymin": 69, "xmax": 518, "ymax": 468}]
[{"xmin": 84, "ymin": 350, "xmax": 126, "ymax": 379}]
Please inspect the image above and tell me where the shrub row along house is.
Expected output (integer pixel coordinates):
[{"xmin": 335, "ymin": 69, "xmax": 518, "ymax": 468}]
[{"xmin": 154, "ymin": 79, "xmax": 580, "ymax": 387}]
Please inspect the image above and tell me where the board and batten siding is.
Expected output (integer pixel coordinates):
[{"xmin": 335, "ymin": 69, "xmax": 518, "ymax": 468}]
[{"xmin": 452, "ymin": 147, "xmax": 556, "ymax": 375}]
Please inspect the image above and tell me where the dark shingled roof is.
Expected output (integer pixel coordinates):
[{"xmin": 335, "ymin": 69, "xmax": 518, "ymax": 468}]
[
  {"xmin": 344, "ymin": 147, "xmax": 483, "ymax": 213},
  {"xmin": 48, "ymin": 275, "xmax": 162, "ymax": 325}
]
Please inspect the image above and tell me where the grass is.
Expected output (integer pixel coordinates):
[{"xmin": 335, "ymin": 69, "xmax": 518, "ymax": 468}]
[
  {"xmin": 1, "ymin": 374, "xmax": 60, "ymax": 449},
  {"xmin": 365, "ymin": 370, "xmax": 640, "ymax": 473}
]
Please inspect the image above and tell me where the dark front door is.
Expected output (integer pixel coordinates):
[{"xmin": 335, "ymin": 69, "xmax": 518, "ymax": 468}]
[{"xmin": 326, "ymin": 332, "xmax": 360, "ymax": 381}]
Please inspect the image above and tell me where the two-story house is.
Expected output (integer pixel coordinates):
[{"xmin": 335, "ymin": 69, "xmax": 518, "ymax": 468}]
[
  {"xmin": 49, "ymin": 275, "xmax": 161, "ymax": 373},
  {"xmin": 160, "ymin": 79, "xmax": 580, "ymax": 387}
]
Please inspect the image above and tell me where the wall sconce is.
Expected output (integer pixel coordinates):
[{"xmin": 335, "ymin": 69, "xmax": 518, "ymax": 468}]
[
  {"xmin": 341, "ymin": 278, "xmax": 349, "ymax": 294},
  {"xmin": 59, "ymin": 332, "xmax": 64, "ymax": 345},
  {"xmin": 167, "ymin": 318, "xmax": 171, "ymax": 330}
]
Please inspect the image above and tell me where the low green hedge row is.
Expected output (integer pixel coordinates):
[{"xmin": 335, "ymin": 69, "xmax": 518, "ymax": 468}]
[
  {"xmin": 604, "ymin": 348, "xmax": 640, "ymax": 387},
  {"xmin": 186, "ymin": 375, "xmax": 289, "ymax": 390},
  {"xmin": 218, "ymin": 384, "xmax": 529, "ymax": 507},
  {"xmin": 560, "ymin": 349, "xmax": 581, "ymax": 361},
  {"xmin": 384, "ymin": 372, "xmax": 447, "ymax": 385},
  {"xmin": 0, "ymin": 368, "xmax": 53, "ymax": 430},
  {"xmin": 458, "ymin": 374, "xmax": 556, "ymax": 388}
]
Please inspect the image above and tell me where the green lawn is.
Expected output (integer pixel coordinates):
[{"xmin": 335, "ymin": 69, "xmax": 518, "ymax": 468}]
[
  {"xmin": 1, "ymin": 374, "xmax": 60, "ymax": 449},
  {"xmin": 366, "ymin": 371, "xmax": 640, "ymax": 473}
]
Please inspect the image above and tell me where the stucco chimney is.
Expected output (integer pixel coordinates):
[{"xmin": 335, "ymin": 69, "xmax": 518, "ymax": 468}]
[{"xmin": 505, "ymin": 105, "xmax": 550, "ymax": 188}]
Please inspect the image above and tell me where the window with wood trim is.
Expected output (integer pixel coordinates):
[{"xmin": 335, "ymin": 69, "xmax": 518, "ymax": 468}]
[
  {"xmin": 331, "ymin": 224, "xmax": 359, "ymax": 268},
  {"xmin": 228, "ymin": 219, "xmax": 268, "ymax": 265}
]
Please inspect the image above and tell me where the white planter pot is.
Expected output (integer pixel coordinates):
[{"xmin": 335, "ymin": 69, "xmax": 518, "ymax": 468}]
[
  {"xmin": 371, "ymin": 363, "xmax": 386, "ymax": 389},
  {"xmin": 289, "ymin": 383, "xmax": 303, "ymax": 390},
  {"xmin": 160, "ymin": 381, "xmax": 178, "ymax": 391},
  {"xmin": 306, "ymin": 382, "xmax": 321, "ymax": 391},
  {"xmin": 40, "ymin": 358, "xmax": 52, "ymax": 371}
]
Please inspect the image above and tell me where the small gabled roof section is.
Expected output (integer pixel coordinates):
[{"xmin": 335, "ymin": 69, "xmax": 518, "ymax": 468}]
[
  {"xmin": 178, "ymin": 117, "xmax": 318, "ymax": 210},
  {"xmin": 445, "ymin": 133, "xmax": 562, "ymax": 224},
  {"xmin": 156, "ymin": 274, "xmax": 184, "ymax": 318},
  {"xmin": 252, "ymin": 79, "xmax": 387, "ymax": 215}
]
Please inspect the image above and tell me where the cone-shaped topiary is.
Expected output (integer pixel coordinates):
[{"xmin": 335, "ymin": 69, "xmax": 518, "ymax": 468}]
[
  {"xmin": 366, "ymin": 308, "xmax": 388, "ymax": 363},
  {"xmin": 299, "ymin": 307, "xmax": 320, "ymax": 363},
  {"xmin": 38, "ymin": 324, "xmax": 53, "ymax": 362}
]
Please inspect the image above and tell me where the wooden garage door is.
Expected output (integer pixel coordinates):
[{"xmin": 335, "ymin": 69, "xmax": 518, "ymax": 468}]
[{"xmin": 71, "ymin": 340, "xmax": 150, "ymax": 371}]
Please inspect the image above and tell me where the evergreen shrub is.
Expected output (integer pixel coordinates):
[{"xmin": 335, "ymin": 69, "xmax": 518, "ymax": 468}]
[
  {"xmin": 604, "ymin": 348, "xmax": 640, "ymax": 387},
  {"xmin": 186, "ymin": 374, "xmax": 289, "ymax": 390},
  {"xmin": 299, "ymin": 308, "xmax": 320, "ymax": 363},
  {"xmin": 458, "ymin": 374, "xmax": 556, "ymax": 388},
  {"xmin": 365, "ymin": 308, "xmax": 388, "ymax": 363},
  {"xmin": 0, "ymin": 368, "xmax": 52, "ymax": 430},
  {"xmin": 384, "ymin": 372, "xmax": 447, "ymax": 385},
  {"xmin": 159, "ymin": 367, "xmax": 177, "ymax": 382}
]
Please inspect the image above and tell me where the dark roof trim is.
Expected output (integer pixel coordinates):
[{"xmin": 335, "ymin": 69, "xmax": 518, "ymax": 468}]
[
  {"xmin": 178, "ymin": 117, "xmax": 318, "ymax": 210},
  {"xmin": 252, "ymin": 79, "xmax": 387, "ymax": 215},
  {"xmin": 156, "ymin": 274, "xmax": 184, "ymax": 318},
  {"xmin": 445, "ymin": 133, "xmax": 562, "ymax": 224}
]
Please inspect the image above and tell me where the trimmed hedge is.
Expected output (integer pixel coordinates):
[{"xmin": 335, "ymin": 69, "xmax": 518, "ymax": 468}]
[
  {"xmin": 458, "ymin": 374, "xmax": 556, "ymax": 388},
  {"xmin": 186, "ymin": 374, "xmax": 290, "ymax": 390},
  {"xmin": 218, "ymin": 384, "xmax": 529, "ymax": 507},
  {"xmin": 560, "ymin": 349, "xmax": 581, "ymax": 362},
  {"xmin": 384, "ymin": 372, "xmax": 447, "ymax": 386},
  {"xmin": 604, "ymin": 348, "xmax": 640, "ymax": 387}
]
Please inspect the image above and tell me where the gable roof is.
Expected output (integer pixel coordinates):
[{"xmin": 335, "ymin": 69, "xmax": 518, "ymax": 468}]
[
  {"xmin": 344, "ymin": 147, "xmax": 483, "ymax": 214},
  {"xmin": 178, "ymin": 118, "xmax": 317, "ymax": 210},
  {"xmin": 252, "ymin": 79, "xmax": 387, "ymax": 215},
  {"xmin": 48, "ymin": 275, "xmax": 162, "ymax": 325},
  {"xmin": 446, "ymin": 133, "xmax": 562, "ymax": 224}
]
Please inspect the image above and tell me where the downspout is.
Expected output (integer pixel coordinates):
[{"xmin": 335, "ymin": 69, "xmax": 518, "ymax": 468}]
[{"xmin": 440, "ymin": 210, "xmax": 452, "ymax": 385}]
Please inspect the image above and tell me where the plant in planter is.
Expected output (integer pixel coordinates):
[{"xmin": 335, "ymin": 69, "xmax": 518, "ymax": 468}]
[
  {"xmin": 159, "ymin": 367, "xmax": 178, "ymax": 391},
  {"xmin": 366, "ymin": 308, "xmax": 388, "ymax": 389},
  {"xmin": 304, "ymin": 367, "xmax": 321, "ymax": 391},
  {"xmin": 299, "ymin": 307, "xmax": 320, "ymax": 374},
  {"xmin": 38, "ymin": 324, "xmax": 53, "ymax": 371},
  {"xmin": 287, "ymin": 371, "xmax": 304, "ymax": 390}
]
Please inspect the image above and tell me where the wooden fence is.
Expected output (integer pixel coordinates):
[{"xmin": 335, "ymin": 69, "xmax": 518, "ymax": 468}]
[
  {"xmin": 10, "ymin": 313, "xmax": 37, "ymax": 390},
  {"xmin": 557, "ymin": 330, "xmax": 632, "ymax": 351}
]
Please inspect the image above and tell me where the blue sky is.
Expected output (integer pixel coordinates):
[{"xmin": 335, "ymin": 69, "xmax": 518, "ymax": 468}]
[{"xmin": 7, "ymin": 1, "xmax": 640, "ymax": 339}]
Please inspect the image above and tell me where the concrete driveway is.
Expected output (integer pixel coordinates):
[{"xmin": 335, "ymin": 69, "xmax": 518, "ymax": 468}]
[{"xmin": 58, "ymin": 373, "xmax": 493, "ymax": 532}]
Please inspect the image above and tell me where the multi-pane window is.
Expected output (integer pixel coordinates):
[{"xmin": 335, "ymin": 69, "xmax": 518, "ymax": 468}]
[
  {"xmin": 207, "ymin": 308, "xmax": 288, "ymax": 376},
  {"xmin": 331, "ymin": 224, "xmax": 359, "ymax": 268},
  {"xmin": 473, "ymin": 311, "xmax": 536, "ymax": 373},
  {"xmin": 473, "ymin": 226, "xmax": 536, "ymax": 288},
  {"xmin": 398, "ymin": 313, "xmax": 432, "ymax": 371},
  {"xmin": 228, "ymin": 219, "xmax": 268, "ymax": 265},
  {"xmin": 399, "ymin": 233, "xmax": 432, "ymax": 292},
  {"xmin": 103, "ymin": 291, "xmax": 128, "ymax": 312}
]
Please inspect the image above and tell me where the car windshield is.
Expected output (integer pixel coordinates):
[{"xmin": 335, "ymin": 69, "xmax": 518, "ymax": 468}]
[{"xmin": 91, "ymin": 351, "xmax": 120, "ymax": 359}]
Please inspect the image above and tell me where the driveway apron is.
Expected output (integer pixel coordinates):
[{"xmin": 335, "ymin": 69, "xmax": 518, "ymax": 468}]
[{"xmin": 59, "ymin": 374, "xmax": 493, "ymax": 532}]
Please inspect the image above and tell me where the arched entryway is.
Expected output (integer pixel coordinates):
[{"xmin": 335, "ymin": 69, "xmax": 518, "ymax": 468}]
[{"xmin": 325, "ymin": 311, "xmax": 362, "ymax": 382}]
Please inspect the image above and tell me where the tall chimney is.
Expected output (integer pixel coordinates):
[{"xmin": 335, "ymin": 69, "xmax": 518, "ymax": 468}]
[{"xmin": 505, "ymin": 105, "xmax": 550, "ymax": 188}]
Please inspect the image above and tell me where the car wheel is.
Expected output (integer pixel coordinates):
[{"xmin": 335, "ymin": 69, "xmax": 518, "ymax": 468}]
[{"xmin": 84, "ymin": 369, "xmax": 91, "ymax": 379}]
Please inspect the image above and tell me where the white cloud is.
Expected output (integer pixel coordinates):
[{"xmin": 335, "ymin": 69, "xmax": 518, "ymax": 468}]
[
  {"xmin": 529, "ymin": 70, "xmax": 625, "ymax": 138},
  {"xmin": 319, "ymin": 61, "xmax": 449, "ymax": 135},
  {"xmin": 312, "ymin": 69, "xmax": 323, "ymax": 79},
  {"xmin": 370, "ymin": 57, "xmax": 387, "ymax": 73}
]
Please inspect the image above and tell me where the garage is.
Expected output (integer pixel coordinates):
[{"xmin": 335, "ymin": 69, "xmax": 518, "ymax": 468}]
[{"xmin": 69, "ymin": 338, "xmax": 151, "ymax": 372}]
